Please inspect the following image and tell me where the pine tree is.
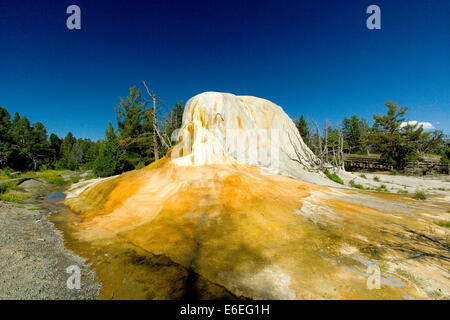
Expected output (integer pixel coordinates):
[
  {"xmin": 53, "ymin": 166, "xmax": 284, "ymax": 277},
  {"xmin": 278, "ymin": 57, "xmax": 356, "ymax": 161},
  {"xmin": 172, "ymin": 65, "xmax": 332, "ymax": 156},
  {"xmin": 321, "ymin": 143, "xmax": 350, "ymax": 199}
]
[
  {"xmin": 0, "ymin": 107, "xmax": 12, "ymax": 167},
  {"xmin": 49, "ymin": 133, "xmax": 62, "ymax": 165},
  {"xmin": 114, "ymin": 86, "xmax": 147, "ymax": 155},
  {"xmin": 28, "ymin": 122, "xmax": 52, "ymax": 170},
  {"xmin": 93, "ymin": 122, "xmax": 128, "ymax": 177},
  {"xmin": 370, "ymin": 102, "xmax": 429, "ymax": 170},
  {"xmin": 360, "ymin": 117, "xmax": 370, "ymax": 154},
  {"xmin": 58, "ymin": 132, "xmax": 78, "ymax": 170},
  {"xmin": 341, "ymin": 115, "xmax": 363, "ymax": 153},
  {"xmin": 10, "ymin": 113, "xmax": 33, "ymax": 170},
  {"xmin": 294, "ymin": 115, "xmax": 310, "ymax": 145}
]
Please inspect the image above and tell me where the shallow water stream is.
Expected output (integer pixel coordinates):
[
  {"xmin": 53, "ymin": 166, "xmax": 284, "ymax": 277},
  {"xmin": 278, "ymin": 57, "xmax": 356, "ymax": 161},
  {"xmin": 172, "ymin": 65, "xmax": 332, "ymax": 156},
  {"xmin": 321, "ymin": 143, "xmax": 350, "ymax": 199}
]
[{"xmin": 43, "ymin": 188, "xmax": 241, "ymax": 300}]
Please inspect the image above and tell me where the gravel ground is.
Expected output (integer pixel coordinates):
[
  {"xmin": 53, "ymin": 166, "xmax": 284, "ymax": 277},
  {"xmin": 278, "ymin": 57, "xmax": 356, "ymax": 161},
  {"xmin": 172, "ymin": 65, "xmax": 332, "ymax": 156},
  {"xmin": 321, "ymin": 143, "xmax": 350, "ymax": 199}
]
[
  {"xmin": 339, "ymin": 171, "xmax": 450, "ymax": 195},
  {"xmin": 0, "ymin": 191, "xmax": 100, "ymax": 299}
]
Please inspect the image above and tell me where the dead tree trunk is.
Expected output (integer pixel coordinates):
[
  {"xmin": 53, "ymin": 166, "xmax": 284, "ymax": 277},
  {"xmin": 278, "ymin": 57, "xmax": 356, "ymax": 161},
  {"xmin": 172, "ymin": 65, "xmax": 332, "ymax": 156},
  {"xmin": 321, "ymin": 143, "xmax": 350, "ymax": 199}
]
[
  {"xmin": 335, "ymin": 133, "xmax": 344, "ymax": 171},
  {"xmin": 152, "ymin": 97, "xmax": 159, "ymax": 161},
  {"xmin": 323, "ymin": 121, "xmax": 329, "ymax": 164},
  {"xmin": 142, "ymin": 80, "xmax": 171, "ymax": 161}
]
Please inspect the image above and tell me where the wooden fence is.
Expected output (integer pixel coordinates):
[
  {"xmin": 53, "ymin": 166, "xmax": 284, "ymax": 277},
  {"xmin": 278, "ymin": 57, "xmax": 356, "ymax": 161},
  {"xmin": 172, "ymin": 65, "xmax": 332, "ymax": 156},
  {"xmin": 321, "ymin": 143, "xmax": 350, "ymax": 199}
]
[{"xmin": 343, "ymin": 157, "xmax": 449, "ymax": 174}]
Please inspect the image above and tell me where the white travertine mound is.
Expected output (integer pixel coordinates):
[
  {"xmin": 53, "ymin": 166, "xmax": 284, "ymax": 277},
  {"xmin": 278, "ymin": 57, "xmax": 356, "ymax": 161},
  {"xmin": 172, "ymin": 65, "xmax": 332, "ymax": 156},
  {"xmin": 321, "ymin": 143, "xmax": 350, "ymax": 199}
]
[{"xmin": 171, "ymin": 92, "xmax": 332, "ymax": 184}]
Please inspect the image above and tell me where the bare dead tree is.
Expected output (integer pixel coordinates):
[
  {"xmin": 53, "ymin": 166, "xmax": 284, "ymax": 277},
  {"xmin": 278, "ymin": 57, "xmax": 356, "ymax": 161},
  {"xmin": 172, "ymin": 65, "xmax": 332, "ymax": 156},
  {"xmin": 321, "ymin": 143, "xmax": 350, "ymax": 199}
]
[
  {"xmin": 141, "ymin": 81, "xmax": 171, "ymax": 160},
  {"xmin": 323, "ymin": 121, "xmax": 329, "ymax": 163},
  {"xmin": 287, "ymin": 132, "xmax": 320, "ymax": 170},
  {"xmin": 311, "ymin": 120, "xmax": 329, "ymax": 164},
  {"xmin": 334, "ymin": 133, "xmax": 345, "ymax": 171},
  {"xmin": 331, "ymin": 146, "xmax": 338, "ymax": 168},
  {"xmin": 292, "ymin": 120, "xmax": 344, "ymax": 173},
  {"xmin": 314, "ymin": 121, "xmax": 322, "ymax": 157},
  {"xmin": 286, "ymin": 131, "xmax": 336, "ymax": 172},
  {"xmin": 329, "ymin": 130, "xmax": 345, "ymax": 171}
]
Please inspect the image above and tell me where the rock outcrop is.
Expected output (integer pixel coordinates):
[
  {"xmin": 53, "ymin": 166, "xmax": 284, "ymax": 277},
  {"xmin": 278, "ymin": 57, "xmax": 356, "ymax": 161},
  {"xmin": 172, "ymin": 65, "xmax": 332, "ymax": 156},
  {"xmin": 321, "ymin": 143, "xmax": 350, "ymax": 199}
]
[{"xmin": 171, "ymin": 92, "xmax": 332, "ymax": 185}]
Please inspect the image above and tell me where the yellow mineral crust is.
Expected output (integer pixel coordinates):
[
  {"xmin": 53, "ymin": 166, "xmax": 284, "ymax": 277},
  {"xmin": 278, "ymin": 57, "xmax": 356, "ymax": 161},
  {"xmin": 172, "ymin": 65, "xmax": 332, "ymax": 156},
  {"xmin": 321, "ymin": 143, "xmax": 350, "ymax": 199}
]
[{"xmin": 65, "ymin": 159, "xmax": 449, "ymax": 299}]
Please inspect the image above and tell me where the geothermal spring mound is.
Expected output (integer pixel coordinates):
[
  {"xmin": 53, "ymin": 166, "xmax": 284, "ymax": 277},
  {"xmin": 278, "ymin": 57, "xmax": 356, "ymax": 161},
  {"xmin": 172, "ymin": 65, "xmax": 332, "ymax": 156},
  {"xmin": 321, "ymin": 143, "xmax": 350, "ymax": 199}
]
[{"xmin": 63, "ymin": 92, "xmax": 449, "ymax": 299}]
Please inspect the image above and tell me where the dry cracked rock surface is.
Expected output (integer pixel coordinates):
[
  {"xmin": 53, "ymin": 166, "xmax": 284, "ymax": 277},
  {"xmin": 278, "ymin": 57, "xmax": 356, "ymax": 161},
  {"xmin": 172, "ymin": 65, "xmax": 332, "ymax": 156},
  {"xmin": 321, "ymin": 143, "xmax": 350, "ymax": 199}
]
[{"xmin": 0, "ymin": 200, "xmax": 99, "ymax": 299}]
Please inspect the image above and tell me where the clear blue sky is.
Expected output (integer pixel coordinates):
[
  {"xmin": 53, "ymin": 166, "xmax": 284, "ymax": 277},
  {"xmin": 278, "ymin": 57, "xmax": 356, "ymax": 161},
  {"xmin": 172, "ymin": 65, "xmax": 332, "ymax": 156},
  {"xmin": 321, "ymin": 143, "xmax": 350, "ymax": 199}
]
[{"xmin": 1, "ymin": 0, "xmax": 448, "ymax": 140}]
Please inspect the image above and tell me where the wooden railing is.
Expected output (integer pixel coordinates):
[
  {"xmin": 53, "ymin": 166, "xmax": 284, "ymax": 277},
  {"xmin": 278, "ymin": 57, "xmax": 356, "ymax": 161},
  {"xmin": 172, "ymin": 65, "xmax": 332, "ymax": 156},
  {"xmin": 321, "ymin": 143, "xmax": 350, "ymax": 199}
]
[{"xmin": 343, "ymin": 156, "xmax": 449, "ymax": 174}]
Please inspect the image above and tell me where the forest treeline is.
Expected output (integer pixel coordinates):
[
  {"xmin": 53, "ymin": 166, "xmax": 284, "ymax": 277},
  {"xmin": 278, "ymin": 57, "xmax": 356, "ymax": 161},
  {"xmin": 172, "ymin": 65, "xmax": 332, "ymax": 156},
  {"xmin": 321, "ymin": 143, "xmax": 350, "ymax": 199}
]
[
  {"xmin": 294, "ymin": 101, "xmax": 449, "ymax": 170},
  {"xmin": 0, "ymin": 89, "xmax": 448, "ymax": 178},
  {"xmin": 0, "ymin": 85, "xmax": 184, "ymax": 177}
]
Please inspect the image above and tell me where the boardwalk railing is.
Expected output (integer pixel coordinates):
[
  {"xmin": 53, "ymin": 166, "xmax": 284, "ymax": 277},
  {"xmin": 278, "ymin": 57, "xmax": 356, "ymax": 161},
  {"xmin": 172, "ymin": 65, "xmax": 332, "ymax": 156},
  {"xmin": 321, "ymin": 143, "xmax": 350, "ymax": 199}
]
[{"xmin": 343, "ymin": 157, "xmax": 449, "ymax": 174}]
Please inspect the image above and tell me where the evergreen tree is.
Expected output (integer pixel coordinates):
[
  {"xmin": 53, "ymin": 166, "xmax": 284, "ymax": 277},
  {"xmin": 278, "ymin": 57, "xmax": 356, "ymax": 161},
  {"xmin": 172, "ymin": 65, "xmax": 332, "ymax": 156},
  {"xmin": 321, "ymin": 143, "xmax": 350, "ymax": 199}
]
[
  {"xmin": 78, "ymin": 139, "xmax": 99, "ymax": 169},
  {"xmin": 93, "ymin": 122, "xmax": 128, "ymax": 177},
  {"xmin": 359, "ymin": 117, "xmax": 370, "ymax": 154},
  {"xmin": 342, "ymin": 115, "xmax": 362, "ymax": 153},
  {"xmin": 114, "ymin": 86, "xmax": 147, "ymax": 155},
  {"xmin": 0, "ymin": 106, "xmax": 102, "ymax": 171},
  {"xmin": 0, "ymin": 107, "xmax": 12, "ymax": 167},
  {"xmin": 28, "ymin": 122, "xmax": 52, "ymax": 170},
  {"xmin": 370, "ymin": 102, "xmax": 429, "ymax": 170},
  {"xmin": 49, "ymin": 133, "xmax": 62, "ymax": 164},
  {"xmin": 71, "ymin": 140, "xmax": 84, "ymax": 166},
  {"xmin": 295, "ymin": 115, "xmax": 309, "ymax": 139},
  {"xmin": 10, "ymin": 113, "xmax": 33, "ymax": 170},
  {"xmin": 58, "ymin": 132, "xmax": 78, "ymax": 170}
]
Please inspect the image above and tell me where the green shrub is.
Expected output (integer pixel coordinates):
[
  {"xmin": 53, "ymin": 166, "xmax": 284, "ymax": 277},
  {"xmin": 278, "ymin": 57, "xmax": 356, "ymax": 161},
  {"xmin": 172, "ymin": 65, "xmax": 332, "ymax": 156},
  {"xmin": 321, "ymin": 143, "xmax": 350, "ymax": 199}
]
[
  {"xmin": 84, "ymin": 173, "xmax": 97, "ymax": 180},
  {"xmin": 7, "ymin": 183, "xmax": 23, "ymax": 191},
  {"xmin": 134, "ymin": 161, "xmax": 146, "ymax": 170},
  {"xmin": 0, "ymin": 193, "xmax": 26, "ymax": 202},
  {"xmin": 396, "ymin": 269, "xmax": 423, "ymax": 287},
  {"xmin": 390, "ymin": 169, "xmax": 399, "ymax": 175},
  {"xmin": 0, "ymin": 181, "xmax": 21, "ymax": 194},
  {"xmin": 360, "ymin": 174, "xmax": 367, "ymax": 179},
  {"xmin": 70, "ymin": 176, "xmax": 80, "ymax": 184},
  {"xmin": 93, "ymin": 141, "xmax": 127, "ymax": 177},
  {"xmin": 374, "ymin": 184, "xmax": 388, "ymax": 192},
  {"xmin": 435, "ymin": 220, "xmax": 450, "ymax": 228},
  {"xmin": 47, "ymin": 175, "xmax": 65, "ymax": 186},
  {"xmin": 36, "ymin": 170, "xmax": 69, "ymax": 181},
  {"xmin": 1, "ymin": 167, "xmax": 13, "ymax": 178},
  {"xmin": 397, "ymin": 189, "xmax": 408, "ymax": 194},
  {"xmin": 39, "ymin": 164, "xmax": 50, "ymax": 172},
  {"xmin": 373, "ymin": 176, "xmax": 380, "ymax": 182},
  {"xmin": 413, "ymin": 191, "xmax": 427, "ymax": 200},
  {"xmin": 350, "ymin": 180, "xmax": 365, "ymax": 189},
  {"xmin": 323, "ymin": 169, "xmax": 344, "ymax": 185}
]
